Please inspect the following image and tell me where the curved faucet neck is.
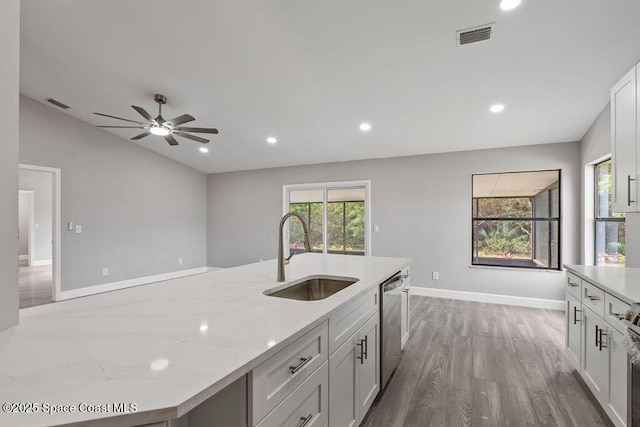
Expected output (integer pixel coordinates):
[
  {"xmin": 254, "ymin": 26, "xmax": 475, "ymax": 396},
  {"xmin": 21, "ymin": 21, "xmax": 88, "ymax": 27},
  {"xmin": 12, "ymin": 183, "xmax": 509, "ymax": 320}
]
[{"xmin": 277, "ymin": 212, "xmax": 311, "ymax": 282}]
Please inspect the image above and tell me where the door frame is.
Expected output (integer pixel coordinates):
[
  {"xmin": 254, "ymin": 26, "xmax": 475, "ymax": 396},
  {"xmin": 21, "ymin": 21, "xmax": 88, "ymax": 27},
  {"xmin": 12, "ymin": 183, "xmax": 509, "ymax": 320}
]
[
  {"xmin": 18, "ymin": 190, "xmax": 35, "ymax": 267},
  {"xmin": 282, "ymin": 180, "xmax": 372, "ymax": 256},
  {"xmin": 19, "ymin": 164, "xmax": 62, "ymax": 302}
]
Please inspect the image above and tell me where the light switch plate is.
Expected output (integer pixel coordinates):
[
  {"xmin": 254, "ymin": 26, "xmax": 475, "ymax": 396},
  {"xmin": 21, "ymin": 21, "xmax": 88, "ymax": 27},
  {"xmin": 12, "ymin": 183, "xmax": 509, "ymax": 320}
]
[{"xmin": 75, "ymin": 225, "xmax": 82, "ymax": 233}]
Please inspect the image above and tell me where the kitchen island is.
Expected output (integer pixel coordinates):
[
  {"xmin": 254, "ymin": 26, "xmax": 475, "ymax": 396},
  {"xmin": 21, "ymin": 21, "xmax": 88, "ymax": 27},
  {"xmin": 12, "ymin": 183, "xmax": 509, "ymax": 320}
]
[{"xmin": 0, "ymin": 253, "xmax": 411, "ymax": 427}]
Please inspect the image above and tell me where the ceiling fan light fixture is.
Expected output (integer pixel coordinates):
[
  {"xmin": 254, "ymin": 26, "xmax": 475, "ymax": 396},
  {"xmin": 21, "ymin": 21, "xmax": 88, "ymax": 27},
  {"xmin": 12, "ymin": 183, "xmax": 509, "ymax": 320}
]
[{"xmin": 149, "ymin": 125, "xmax": 170, "ymax": 136}]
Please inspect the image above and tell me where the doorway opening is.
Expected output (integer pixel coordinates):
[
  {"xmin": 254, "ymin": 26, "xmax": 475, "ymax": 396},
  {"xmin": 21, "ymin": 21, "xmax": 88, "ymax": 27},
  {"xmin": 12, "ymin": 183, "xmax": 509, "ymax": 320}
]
[{"xmin": 18, "ymin": 164, "xmax": 61, "ymax": 308}]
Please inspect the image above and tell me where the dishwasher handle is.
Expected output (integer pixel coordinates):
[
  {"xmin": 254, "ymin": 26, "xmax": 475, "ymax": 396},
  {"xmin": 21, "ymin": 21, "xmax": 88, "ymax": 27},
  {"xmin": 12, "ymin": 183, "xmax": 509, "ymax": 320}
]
[{"xmin": 382, "ymin": 273, "xmax": 403, "ymax": 292}]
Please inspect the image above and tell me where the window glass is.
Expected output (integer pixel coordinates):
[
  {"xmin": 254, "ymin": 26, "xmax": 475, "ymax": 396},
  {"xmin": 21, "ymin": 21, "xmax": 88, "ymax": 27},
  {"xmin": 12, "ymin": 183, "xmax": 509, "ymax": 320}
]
[
  {"xmin": 595, "ymin": 160, "xmax": 625, "ymax": 266},
  {"xmin": 472, "ymin": 170, "xmax": 560, "ymax": 270}
]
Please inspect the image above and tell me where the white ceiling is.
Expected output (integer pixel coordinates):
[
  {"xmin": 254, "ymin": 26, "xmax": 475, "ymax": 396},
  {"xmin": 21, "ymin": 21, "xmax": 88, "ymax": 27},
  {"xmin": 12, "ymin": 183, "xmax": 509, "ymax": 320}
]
[
  {"xmin": 20, "ymin": 0, "xmax": 640, "ymax": 174},
  {"xmin": 473, "ymin": 170, "xmax": 559, "ymax": 197}
]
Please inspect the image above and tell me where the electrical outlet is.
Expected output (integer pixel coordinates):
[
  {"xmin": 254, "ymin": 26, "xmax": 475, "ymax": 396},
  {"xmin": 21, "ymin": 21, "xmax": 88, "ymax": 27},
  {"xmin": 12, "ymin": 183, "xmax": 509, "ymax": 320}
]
[
  {"xmin": 178, "ymin": 258, "xmax": 183, "ymax": 265},
  {"xmin": 102, "ymin": 268, "xmax": 109, "ymax": 276},
  {"xmin": 75, "ymin": 225, "xmax": 82, "ymax": 233},
  {"xmin": 35, "ymin": 223, "xmax": 39, "ymax": 229},
  {"xmin": 373, "ymin": 225, "xmax": 379, "ymax": 232},
  {"xmin": 259, "ymin": 258, "xmax": 264, "ymax": 262},
  {"xmin": 432, "ymin": 272, "xmax": 439, "ymax": 280}
]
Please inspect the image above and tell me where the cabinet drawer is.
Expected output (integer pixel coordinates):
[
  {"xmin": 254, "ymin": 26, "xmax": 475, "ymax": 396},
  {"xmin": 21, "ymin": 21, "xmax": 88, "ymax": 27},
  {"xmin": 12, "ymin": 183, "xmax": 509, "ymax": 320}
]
[
  {"xmin": 256, "ymin": 361, "xmax": 328, "ymax": 427},
  {"xmin": 582, "ymin": 281, "xmax": 605, "ymax": 318},
  {"xmin": 250, "ymin": 322, "xmax": 328, "ymax": 425},
  {"xmin": 329, "ymin": 286, "xmax": 379, "ymax": 354},
  {"xmin": 605, "ymin": 293, "xmax": 630, "ymax": 334},
  {"xmin": 566, "ymin": 272, "xmax": 581, "ymax": 300}
]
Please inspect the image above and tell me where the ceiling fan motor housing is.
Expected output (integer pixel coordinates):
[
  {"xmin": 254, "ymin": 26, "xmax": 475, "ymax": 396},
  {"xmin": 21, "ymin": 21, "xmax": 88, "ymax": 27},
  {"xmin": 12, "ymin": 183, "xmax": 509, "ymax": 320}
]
[{"xmin": 154, "ymin": 94, "xmax": 167, "ymax": 105}]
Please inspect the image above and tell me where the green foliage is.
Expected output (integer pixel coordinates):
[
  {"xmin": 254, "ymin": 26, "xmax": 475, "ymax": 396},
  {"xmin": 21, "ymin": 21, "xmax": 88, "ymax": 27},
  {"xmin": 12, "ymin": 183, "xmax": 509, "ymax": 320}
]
[
  {"xmin": 475, "ymin": 221, "xmax": 531, "ymax": 257},
  {"xmin": 289, "ymin": 201, "xmax": 365, "ymax": 253}
]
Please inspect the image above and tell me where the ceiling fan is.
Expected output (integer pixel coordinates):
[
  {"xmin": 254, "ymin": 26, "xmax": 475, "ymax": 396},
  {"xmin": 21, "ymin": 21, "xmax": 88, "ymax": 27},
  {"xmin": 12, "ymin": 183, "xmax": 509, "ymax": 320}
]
[{"xmin": 94, "ymin": 94, "xmax": 219, "ymax": 146}]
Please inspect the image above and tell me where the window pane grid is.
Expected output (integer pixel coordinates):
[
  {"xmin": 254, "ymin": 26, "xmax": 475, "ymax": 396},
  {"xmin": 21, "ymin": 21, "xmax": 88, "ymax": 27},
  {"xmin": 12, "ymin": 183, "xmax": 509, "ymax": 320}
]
[
  {"xmin": 594, "ymin": 159, "xmax": 625, "ymax": 266},
  {"xmin": 472, "ymin": 170, "xmax": 561, "ymax": 270}
]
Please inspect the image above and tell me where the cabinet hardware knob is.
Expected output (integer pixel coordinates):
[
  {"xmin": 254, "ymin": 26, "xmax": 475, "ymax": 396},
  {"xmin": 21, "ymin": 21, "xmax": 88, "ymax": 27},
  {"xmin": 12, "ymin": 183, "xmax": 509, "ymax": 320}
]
[
  {"xmin": 299, "ymin": 413, "xmax": 314, "ymax": 427},
  {"xmin": 362, "ymin": 335, "xmax": 368, "ymax": 360},
  {"xmin": 599, "ymin": 328, "xmax": 608, "ymax": 351},
  {"xmin": 289, "ymin": 355, "xmax": 313, "ymax": 374},
  {"xmin": 356, "ymin": 341, "xmax": 364, "ymax": 364}
]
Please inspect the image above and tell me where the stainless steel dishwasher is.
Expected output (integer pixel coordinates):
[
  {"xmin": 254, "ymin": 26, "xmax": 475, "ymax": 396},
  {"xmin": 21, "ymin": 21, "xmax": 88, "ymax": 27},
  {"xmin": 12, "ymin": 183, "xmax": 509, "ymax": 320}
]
[{"xmin": 380, "ymin": 271, "xmax": 407, "ymax": 389}]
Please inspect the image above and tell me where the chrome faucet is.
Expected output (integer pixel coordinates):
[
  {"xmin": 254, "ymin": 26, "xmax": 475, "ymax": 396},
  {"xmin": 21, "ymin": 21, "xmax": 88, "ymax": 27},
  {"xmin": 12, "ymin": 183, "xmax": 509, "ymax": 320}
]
[{"xmin": 278, "ymin": 212, "xmax": 311, "ymax": 282}]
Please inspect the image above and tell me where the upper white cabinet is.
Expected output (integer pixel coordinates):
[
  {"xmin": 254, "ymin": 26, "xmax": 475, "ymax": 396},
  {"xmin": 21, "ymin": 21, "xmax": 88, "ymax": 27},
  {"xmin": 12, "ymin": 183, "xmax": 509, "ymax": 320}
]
[{"xmin": 611, "ymin": 63, "xmax": 639, "ymax": 212}]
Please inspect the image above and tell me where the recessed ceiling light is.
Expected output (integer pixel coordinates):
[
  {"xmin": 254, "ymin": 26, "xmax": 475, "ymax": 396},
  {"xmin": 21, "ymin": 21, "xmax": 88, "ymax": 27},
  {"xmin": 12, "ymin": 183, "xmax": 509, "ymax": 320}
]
[
  {"xmin": 490, "ymin": 104, "xmax": 505, "ymax": 113},
  {"xmin": 199, "ymin": 147, "xmax": 209, "ymax": 153},
  {"xmin": 499, "ymin": 0, "xmax": 521, "ymax": 11},
  {"xmin": 266, "ymin": 137, "xmax": 277, "ymax": 144},
  {"xmin": 359, "ymin": 123, "xmax": 372, "ymax": 132}
]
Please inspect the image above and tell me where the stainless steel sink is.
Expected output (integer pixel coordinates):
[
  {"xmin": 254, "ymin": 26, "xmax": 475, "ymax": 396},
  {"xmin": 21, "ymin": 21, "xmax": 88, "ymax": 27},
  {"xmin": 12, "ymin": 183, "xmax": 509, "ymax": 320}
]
[{"xmin": 265, "ymin": 275, "xmax": 358, "ymax": 301}]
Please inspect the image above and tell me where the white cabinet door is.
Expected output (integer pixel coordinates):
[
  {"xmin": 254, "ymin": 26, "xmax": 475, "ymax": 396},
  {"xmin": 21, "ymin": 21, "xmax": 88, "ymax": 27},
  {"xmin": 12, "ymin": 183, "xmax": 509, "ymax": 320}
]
[
  {"xmin": 329, "ymin": 312, "xmax": 380, "ymax": 427},
  {"xmin": 581, "ymin": 307, "xmax": 608, "ymax": 400},
  {"xmin": 357, "ymin": 313, "xmax": 380, "ymax": 420},
  {"xmin": 565, "ymin": 293, "xmax": 582, "ymax": 369},
  {"xmin": 611, "ymin": 65, "xmax": 638, "ymax": 212},
  {"xmin": 329, "ymin": 334, "xmax": 358, "ymax": 427},
  {"xmin": 605, "ymin": 327, "xmax": 629, "ymax": 427}
]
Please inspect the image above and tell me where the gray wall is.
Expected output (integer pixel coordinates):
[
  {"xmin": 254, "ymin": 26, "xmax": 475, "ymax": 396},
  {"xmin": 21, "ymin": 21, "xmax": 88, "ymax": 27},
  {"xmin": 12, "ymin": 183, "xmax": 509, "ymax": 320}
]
[
  {"xmin": 0, "ymin": 0, "xmax": 20, "ymax": 331},
  {"xmin": 18, "ymin": 193, "xmax": 30, "ymax": 256},
  {"xmin": 207, "ymin": 142, "xmax": 581, "ymax": 302},
  {"xmin": 19, "ymin": 170, "xmax": 53, "ymax": 261},
  {"xmin": 19, "ymin": 96, "xmax": 207, "ymax": 292},
  {"xmin": 579, "ymin": 103, "xmax": 640, "ymax": 267}
]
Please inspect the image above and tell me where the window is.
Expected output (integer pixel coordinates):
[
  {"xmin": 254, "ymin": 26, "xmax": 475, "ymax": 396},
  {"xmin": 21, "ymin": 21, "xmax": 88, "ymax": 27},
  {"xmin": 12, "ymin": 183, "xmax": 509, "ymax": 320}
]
[
  {"xmin": 472, "ymin": 170, "xmax": 561, "ymax": 270},
  {"xmin": 595, "ymin": 159, "xmax": 625, "ymax": 266},
  {"xmin": 284, "ymin": 182, "xmax": 370, "ymax": 256}
]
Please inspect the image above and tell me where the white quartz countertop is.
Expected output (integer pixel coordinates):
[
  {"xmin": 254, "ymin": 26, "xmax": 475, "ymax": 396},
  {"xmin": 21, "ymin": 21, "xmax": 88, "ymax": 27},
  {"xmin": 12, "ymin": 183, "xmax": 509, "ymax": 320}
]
[
  {"xmin": 0, "ymin": 253, "xmax": 410, "ymax": 427},
  {"xmin": 564, "ymin": 264, "xmax": 640, "ymax": 305}
]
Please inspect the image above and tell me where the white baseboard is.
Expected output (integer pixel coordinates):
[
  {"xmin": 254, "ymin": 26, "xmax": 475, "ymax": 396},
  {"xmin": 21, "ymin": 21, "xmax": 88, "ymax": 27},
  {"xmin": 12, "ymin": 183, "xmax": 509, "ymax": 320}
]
[
  {"xmin": 58, "ymin": 267, "xmax": 208, "ymax": 301},
  {"xmin": 207, "ymin": 266, "xmax": 224, "ymax": 272},
  {"xmin": 18, "ymin": 255, "xmax": 29, "ymax": 261},
  {"xmin": 32, "ymin": 259, "xmax": 52, "ymax": 266},
  {"xmin": 409, "ymin": 287, "xmax": 565, "ymax": 310}
]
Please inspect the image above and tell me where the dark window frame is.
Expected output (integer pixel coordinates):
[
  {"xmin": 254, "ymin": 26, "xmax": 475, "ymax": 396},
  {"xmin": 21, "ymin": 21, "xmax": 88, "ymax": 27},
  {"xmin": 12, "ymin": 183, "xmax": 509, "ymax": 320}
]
[
  {"xmin": 471, "ymin": 169, "xmax": 562, "ymax": 271},
  {"xmin": 594, "ymin": 159, "xmax": 625, "ymax": 266}
]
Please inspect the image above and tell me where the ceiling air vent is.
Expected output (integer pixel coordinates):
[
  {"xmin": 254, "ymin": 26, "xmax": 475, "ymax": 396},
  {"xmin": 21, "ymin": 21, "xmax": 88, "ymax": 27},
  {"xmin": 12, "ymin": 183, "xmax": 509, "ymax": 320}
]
[
  {"xmin": 456, "ymin": 23, "xmax": 495, "ymax": 46},
  {"xmin": 45, "ymin": 98, "xmax": 70, "ymax": 110}
]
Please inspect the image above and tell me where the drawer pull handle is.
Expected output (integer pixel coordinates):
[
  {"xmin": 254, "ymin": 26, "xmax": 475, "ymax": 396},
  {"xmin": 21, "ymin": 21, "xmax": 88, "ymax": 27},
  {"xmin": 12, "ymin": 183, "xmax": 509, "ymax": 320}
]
[
  {"xmin": 573, "ymin": 306, "xmax": 582, "ymax": 324},
  {"xmin": 629, "ymin": 175, "xmax": 636, "ymax": 206},
  {"xmin": 290, "ymin": 356, "xmax": 313, "ymax": 375},
  {"xmin": 611, "ymin": 312, "xmax": 625, "ymax": 321},
  {"xmin": 586, "ymin": 294, "xmax": 600, "ymax": 302},
  {"xmin": 299, "ymin": 413, "xmax": 314, "ymax": 427},
  {"xmin": 599, "ymin": 328, "xmax": 608, "ymax": 352},
  {"xmin": 567, "ymin": 281, "xmax": 578, "ymax": 288},
  {"xmin": 595, "ymin": 325, "xmax": 599, "ymax": 347}
]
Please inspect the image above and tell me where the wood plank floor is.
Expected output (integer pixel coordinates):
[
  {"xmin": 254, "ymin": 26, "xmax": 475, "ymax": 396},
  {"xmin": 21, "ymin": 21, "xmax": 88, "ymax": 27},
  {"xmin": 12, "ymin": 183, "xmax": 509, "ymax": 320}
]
[
  {"xmin": 362, "ymin": 296, "xmax": 613, "ymax": 427},
  {"xmin": 19, "ymin": 261, "xmax": 52, "ymax": 309}
]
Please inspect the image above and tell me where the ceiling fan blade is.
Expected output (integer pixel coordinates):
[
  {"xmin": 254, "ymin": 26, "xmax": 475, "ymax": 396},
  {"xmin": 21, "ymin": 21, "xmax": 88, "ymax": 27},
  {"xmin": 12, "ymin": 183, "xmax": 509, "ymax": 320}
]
[
  {"xmin": 93, "ymin": 112, "xmax": 146, "ymax": 125},
  {"xmin": 131, "ymin": 105, "xmax": 154, "ymax": 122},
  {"xmin": 174, "ymin": 127, "xmax": 219, "ymax": 134},
  {"xmin": 131, "ymin": 131, "xmax": 151, "ymax": 140},
  {"xmin": 98, "ymin": 126, "xmax": 146, "ymax": 129},
  {"xmin": 166, "ymin": 114, "xmax": 195, "ymax": 127},
  {"xmin": 164, "ymin": 134, "xmax": 179, "ymax": 146},
  {"xmin": 174, "ymin": 132, "xmax": 209, "ymax": 144}
]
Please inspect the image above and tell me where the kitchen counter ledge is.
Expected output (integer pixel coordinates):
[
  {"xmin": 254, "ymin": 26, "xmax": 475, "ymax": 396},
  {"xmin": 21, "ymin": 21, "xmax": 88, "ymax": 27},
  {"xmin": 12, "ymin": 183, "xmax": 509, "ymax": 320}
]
[
  {"xmin": 564, "ymin": 264, "xmax": 640, "ymax": 305},
  {"xmin": 0, "ymin": 253, "xmax": 411, "ymax": 427}
]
